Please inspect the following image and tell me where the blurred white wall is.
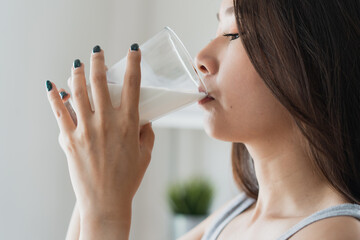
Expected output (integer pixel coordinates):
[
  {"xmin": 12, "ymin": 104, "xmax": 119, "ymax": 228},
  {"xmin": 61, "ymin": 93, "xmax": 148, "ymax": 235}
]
[{"xmin": 0, "ymin": 0, "xmax": 239, "ymax": 239}]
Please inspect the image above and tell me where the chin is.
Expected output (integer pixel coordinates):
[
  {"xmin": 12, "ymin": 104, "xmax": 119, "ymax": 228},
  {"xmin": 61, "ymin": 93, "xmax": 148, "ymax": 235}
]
[{"xmin": 203, "ymin": 115, "xmax": 237, "ymax": 142}]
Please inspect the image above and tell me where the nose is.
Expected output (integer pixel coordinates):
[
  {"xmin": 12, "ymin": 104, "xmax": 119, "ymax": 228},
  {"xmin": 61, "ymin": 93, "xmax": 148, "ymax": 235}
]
[{"xmin": 194, "ymin": 40, "xmax": 219, "ymax": 76}]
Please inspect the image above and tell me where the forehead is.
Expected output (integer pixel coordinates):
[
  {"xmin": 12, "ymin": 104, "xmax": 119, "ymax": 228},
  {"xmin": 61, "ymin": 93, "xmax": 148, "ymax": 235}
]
[
  {"xmin": 217, "ymin": 0, "xmax": 235, "ymax": 22},
  {"xmin": 220, "ymin": 0, "xmax": 234, "ymax": 12},
  {"xmin": 221, "ymin": 0, "xmax": 233, "ymax": 7}
]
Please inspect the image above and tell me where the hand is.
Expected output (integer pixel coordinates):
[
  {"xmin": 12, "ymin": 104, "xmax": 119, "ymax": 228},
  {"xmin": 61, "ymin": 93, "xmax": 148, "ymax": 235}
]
[{"xmin": 45, "ymin": 45, "xmax": 155, "ymax": 222}]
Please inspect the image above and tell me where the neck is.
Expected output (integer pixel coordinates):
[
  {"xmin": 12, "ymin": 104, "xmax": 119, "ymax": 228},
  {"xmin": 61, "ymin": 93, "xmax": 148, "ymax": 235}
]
[{"xmin": 244, "ymin": 128, "xmax": 346, "ymax": 221}]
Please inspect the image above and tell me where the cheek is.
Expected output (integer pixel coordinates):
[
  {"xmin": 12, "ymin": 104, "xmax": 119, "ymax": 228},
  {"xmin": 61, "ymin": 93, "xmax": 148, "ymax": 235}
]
[
  {"xmin": 205, "ymin": 65, "xmax": 292, "ymax": 142},
  {"xmin": 202, "ymin": 40, "xmax": 293, "ymax": 142},
  {"xmin": 203, "ymin": 48, "xmax": 259, "ymax": 140},
  {"xmin": 219, "ymin": 51, "xmax": 260, "ymax": 114},
  {"xmin": 203, "ymin": 74, "xmax": 258, "ymax": 141}
]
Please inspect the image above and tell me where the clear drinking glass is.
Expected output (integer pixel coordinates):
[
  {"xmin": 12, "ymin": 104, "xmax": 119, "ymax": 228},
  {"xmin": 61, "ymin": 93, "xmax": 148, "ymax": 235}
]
[{"xmin": 67, "ymin": 27, "xmax": 207, "ymax": 125}]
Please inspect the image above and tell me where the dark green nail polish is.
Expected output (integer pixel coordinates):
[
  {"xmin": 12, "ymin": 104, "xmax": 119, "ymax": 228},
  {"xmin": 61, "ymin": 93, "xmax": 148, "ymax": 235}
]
[
  {"xmin": 60, "ymin": 91, "xmax": 68, "ymax": 99},
  {"xmin": 74, "ymin": 59, "xmax": 81, "ymax": 68},
  {"xmin": 93, "ymin": 45, "xmax": 101, "ymax": 53},
  {"xmin": 130, "ymin": 43, "xmax": 139, "ymax": 51},
  {"xmin": 46, "ymin": 80, "xmax": 52, "ymax": 91}
]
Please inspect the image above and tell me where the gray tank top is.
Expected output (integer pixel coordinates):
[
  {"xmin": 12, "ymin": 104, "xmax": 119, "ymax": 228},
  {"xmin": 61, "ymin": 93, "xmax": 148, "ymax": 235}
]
[{"xmin": 201, "ymin": 192, "xmax": 360, "ymax": 240}]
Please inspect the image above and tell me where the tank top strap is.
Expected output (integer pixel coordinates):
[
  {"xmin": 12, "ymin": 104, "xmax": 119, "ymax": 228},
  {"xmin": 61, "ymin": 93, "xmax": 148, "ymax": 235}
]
[
  {"xmin": 278, "ymin": 203, "xmax": 360, "ymax": 240},
  {"xmin": 201, "ymin": 192, "xmax": 256, "ymax": 240}
]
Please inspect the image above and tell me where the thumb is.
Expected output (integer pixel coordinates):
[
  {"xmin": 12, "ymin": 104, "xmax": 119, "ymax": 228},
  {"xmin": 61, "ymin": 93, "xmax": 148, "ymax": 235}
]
[{"xmin": 139, "ymin": 123, "xmax": 155, "ymax": 157}]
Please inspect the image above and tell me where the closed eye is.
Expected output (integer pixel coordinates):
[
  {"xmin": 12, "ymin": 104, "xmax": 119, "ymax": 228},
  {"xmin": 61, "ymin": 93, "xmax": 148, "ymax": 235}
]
[{"xmin": 223, "ymin": 33, "xmax": 240, "ymax": 41}]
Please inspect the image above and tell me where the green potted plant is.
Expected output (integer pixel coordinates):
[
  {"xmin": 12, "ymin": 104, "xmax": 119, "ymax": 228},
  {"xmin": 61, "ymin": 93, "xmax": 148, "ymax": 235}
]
[{"xmin": 167, "ymin": 177, "xmax": 214, "ymax": 238}]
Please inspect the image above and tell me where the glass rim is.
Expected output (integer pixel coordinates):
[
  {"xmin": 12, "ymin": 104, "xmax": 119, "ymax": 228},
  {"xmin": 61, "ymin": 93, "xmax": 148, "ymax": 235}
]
[{"xmin": 162, "ymin": 26, "xmax": 207, "ymax": 93}]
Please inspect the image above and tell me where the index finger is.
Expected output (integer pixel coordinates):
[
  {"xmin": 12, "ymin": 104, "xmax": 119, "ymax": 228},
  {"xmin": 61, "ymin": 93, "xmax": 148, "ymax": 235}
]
[
  {"xmin": 120, "ymin": 43, "xmax": 141, "ymax": 118},
  {"xmin": 45, "ymin": 81, "xmax": 76, "ymax": 133}
]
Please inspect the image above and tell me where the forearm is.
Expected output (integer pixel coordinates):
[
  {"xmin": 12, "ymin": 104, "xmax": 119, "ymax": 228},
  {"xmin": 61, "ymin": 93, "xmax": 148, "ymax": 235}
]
[{"xmin": 65, "ymin": 202, "xmax": 80, "ymax": 240}]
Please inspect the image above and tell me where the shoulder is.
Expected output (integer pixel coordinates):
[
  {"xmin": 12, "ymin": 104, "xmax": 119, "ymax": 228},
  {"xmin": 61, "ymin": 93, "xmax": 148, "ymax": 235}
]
[{"xmin": 292, "ymin": 216, "xmax": 360, "ymax": 240}]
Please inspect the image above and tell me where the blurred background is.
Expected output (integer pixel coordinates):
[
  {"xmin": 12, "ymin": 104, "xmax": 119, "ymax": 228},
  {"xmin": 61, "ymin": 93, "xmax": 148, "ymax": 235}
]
[{"xmin": 0, "ymin": 0, "xmax": 240, "ymax": 239}]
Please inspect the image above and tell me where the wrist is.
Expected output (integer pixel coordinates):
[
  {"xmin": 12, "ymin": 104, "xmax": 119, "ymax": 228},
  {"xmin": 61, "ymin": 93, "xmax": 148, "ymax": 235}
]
[
  {"xmin": 79, "ymin": 197, "xmax": 133, "ymax": 220},
  {"xmin": 80, "ymin": 218, "xmax": 131, "ymax": 240},
  {"xmin": 79, "ymin": 201, "xmax": 132, "ymax": 240}
]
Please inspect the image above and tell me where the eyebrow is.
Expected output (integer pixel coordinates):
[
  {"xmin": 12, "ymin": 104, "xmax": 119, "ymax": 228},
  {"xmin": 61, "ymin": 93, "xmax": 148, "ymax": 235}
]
[{"xmin": 216, "ymin": 6, "xmax": 235, "ymax": 22}]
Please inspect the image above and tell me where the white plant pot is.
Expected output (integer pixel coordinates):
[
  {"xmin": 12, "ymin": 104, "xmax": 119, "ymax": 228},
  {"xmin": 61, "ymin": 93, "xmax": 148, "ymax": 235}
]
[{"xmin": 171, "ymin": 213, "xmax": 207, "ymax": 239}]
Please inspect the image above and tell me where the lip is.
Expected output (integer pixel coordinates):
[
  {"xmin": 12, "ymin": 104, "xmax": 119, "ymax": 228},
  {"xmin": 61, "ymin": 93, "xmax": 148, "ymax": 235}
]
[
  {"xmin": 198, "ymin": 95, "xmax": 215, "ymax": 105},
  {"xmin": 198, "ymin": 83, "xmax": 215, "ymax": 105}
]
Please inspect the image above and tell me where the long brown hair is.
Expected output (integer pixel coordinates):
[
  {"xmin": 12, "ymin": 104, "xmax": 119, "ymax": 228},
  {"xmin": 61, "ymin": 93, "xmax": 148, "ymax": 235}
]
[{"xmin": 231, "ymin": 0, "xmax": 360, "ymax": 203}]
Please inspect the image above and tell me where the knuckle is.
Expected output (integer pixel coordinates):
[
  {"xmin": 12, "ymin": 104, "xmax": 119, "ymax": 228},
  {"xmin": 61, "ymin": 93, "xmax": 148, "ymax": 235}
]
[
  {"xmin": 93, "ymin": 112, "xmax": 113, "ymax": 140},
  {"xmin": 78, "ymin": 127, "xmax": 91, "ymax": 143},
  {"xmin": 55, "ymin": 109, "xmax": 61, "ymax": 118},
  {"xmin": 98, "ymin": 117, "xmax": 110, "ymax": 133},
  {"xmin": 129, "ymin": 76, "xmax": 139, "ymax": 86},
  {"xmin": 118, "ymin": 126, "xmax": 130, "ymax": 138},
  {"xmin": 53, "ymin": 107, "xmax": 67, "ymax": 120},
  {"xmin": 73, "ymin": 89, "xmax": 84, "ymax": 99},
  {"xmin": 61, "ymin": 134, "xmax": 77, "ymax": 153},
  {"xmin": 126, "ymin": 74, "xmax": 140, "ymax": 85},
  {"xmin": 65, "ymin": 140, "xmax": 77, "ymax": 154},
  {"xmin": 92, "ymin": 71, "xmax": 106, "ymax": 82},
  {"xmin": 124, "ymin": 110, "xmax": 139, "ymax": 125}
]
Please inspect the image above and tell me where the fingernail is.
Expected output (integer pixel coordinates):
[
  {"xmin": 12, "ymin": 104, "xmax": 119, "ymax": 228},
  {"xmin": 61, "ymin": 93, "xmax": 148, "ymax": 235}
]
[
  {"xmin": 130, "ymin": 43, "xmax": 139, "ymax": 51},
  {"xmin": 46, "ymin": 80, "xmax": 53, "ymax": 92},
  {"xmin": 93, "ymin": 45, "xmax": 101, "ymax": 53},
  {"xmin": 60, "ymin": 91, "xmax": 68, "ymax": 99},
  {"xmin": 74, "ymin": 59, "xmax": 81, "ymax": 68}
]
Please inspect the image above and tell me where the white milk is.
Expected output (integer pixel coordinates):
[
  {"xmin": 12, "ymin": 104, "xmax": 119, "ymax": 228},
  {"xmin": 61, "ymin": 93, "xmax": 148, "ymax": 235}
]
[{"xmin": 86, "ymin": 84, "xmax": 206, "ymax": 125}]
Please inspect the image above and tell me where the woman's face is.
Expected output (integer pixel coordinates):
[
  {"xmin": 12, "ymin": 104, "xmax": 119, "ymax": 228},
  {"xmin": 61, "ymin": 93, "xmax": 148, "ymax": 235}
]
[{"xmin": 196, "ymin": 0, "xmax": 293, "ymax": 143}]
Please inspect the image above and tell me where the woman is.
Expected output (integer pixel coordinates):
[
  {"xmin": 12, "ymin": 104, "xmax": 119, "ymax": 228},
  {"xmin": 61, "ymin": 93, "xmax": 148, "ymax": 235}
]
[{"xmin": 46, "ymin": 0, "xmax": 360, "ymax": 239}]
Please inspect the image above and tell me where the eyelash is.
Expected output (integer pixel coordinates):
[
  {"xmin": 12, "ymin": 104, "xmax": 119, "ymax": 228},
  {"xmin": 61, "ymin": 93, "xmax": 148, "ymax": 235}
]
[{"xmin": 223, "ymin": 33, "xmax": 240, "ymax": 41}]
